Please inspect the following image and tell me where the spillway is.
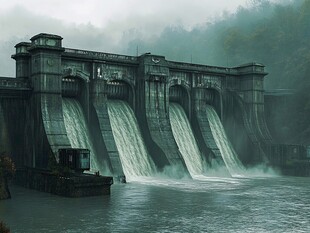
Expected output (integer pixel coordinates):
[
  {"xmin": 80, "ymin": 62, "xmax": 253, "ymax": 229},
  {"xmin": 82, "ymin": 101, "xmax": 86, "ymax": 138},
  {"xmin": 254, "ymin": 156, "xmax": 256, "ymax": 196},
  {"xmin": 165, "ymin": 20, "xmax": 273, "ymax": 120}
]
[
  {"xmin": 62, "ymin": 98, "xmax": 103, "ymax": 174},
  {"xmin": 169, "ymin": 103, "xmax": 207, "ymax": 177},
  {"xmin": 205, "ymin": 105, "xmax": 245, "ymax": 177},
  {"xmin": 107, "ymin": 100, "xmax": 156, "ymax": 180}
]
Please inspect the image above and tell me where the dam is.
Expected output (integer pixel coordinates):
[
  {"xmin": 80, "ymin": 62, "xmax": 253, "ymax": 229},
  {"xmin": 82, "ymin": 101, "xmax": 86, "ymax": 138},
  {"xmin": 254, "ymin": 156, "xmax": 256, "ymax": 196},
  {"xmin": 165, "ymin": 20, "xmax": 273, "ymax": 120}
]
[{"xmin": 0, "ymin": 33, "xmax": 309, "ymax": 184}]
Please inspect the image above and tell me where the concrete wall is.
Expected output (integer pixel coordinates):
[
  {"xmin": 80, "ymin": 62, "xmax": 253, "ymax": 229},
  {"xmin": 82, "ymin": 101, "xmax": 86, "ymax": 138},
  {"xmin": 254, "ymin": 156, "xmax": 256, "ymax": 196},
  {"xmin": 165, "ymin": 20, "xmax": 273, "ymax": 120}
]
[
  {"xmin": 0, "ymin": 103, "xmax": 10, "ymax": 155},
  {"xmin": 0, "ymin": 33, "xmax": 283, "ymax": 178},
  {"xmin": 0, "ymin": 98, "xmax": 31, "ymax": 168},
  {"xmin": 192, "ymin": 88, "xmax": 224, "ymax": 164},
  {"xmin": 90, "ymin": 79, "xmax": 124, "ymax": 178},
  {"xmin": 136, "ymin": 55, "xmax": 188, "ymax": 172}
]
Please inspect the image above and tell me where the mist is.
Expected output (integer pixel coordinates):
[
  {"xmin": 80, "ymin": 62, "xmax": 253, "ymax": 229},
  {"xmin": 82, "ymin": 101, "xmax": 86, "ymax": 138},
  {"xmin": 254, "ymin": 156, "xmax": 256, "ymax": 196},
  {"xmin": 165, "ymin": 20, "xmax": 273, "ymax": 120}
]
[
  {"xmin": 1, "ymin": 0, "xmax": 309, "ymax": 144},
  {"xmin": 125, "ymin": 0, "xmax": 307, "ymax": 89},
  {"xmin": 123, "ymin": 0, "xmax": 310, "ymax": 144},
  {"xmin": 0, "ymin": 0, "xmax": 276, "ymax": 77},
  {"xmin": 0, "ymin": 6, "xmax": 131, "ymax": 77}
]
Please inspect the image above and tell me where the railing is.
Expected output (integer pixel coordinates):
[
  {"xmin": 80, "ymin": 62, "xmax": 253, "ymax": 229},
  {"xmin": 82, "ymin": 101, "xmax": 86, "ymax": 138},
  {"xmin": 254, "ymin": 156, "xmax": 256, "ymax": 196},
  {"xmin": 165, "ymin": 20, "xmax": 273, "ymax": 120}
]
[
  {"xmin": 0, "ymin": 77, "xmax": 31, "ymax": 89},
  {"xmin": 64, "ymin": 48, "xmax": 138, "ymax": 62},
  {"xmin": 264, "ymin": 89, "xmax": 295, "ymax": 96},
  {"xmin": 167, "ymin": 61, "xmax": 238, "ymax": 75}
]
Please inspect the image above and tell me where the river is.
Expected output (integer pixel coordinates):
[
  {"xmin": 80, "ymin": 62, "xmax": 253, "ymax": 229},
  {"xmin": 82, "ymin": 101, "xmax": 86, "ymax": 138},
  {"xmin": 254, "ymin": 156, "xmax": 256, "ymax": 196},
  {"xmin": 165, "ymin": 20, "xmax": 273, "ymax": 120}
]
[{"xmin": 1, "ymin": 176, "xmax": 310, "ymax": 232}]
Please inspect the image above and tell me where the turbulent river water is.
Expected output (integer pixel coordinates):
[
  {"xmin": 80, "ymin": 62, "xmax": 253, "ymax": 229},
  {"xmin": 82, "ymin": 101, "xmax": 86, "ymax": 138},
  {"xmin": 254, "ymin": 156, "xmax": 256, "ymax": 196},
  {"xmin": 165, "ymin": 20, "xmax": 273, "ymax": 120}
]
[{"xmin": 1, "ymin": 176, "xmax": 310, "ymax": 233}]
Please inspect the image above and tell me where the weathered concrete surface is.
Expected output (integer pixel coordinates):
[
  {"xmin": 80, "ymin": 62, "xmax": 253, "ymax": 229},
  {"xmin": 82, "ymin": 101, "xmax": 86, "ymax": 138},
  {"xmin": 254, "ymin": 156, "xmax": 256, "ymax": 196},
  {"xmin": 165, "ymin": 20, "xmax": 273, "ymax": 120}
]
[
  {"xmin": 27, "ymin": 35, "xmax": 71, "ymax": 167},
  {"xmin": 1, "ymin": 33, "xmax": 308, "ymax": 178},
  {"xmin": 14, "ymin": 168, "xmax": 113, "ymax": 197},
  {"xmin": 193, "ymin": 88, "xmax": 224, "ymax": 164},
  {"xmin": 235, "ymin": 63, "xmax": 273, "ymax": 148},
  {"xmin": 0, "ymin": 98, "xmax": 30, "ymax": 168},
  {"xmin": 221, "ymin": 64, "xmax": 273, "ymax": 165},
  {"xmin": 90, "ymin": 79, "xmax": 124, "ymax": 179},
  {"xmin": 0, "ymin": 103, "xmax": 10, "ymax": 156},
  {"xmin": 136, "ymin": 55, "xmax": 188, "ymax": 173}
]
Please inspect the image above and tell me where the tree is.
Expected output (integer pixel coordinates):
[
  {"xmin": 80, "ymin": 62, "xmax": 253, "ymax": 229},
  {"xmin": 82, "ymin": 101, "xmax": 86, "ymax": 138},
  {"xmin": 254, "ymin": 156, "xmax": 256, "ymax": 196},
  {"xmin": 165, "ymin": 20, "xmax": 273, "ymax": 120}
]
[
  {"xmin": 0, "ymin": 153, "xmax": 16, "ymax": 200},
  {"xmin": 0, "ymin": 221, "xmax": 10, "ymax": 233}
]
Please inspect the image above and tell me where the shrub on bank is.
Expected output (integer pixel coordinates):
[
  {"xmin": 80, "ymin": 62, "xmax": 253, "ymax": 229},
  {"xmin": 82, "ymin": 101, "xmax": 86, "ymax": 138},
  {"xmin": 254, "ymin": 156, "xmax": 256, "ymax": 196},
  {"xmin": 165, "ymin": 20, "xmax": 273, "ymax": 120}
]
[
  {"xmin": 0, "ymin": 221, "xmax": 10, "ymax": 233},
  {"xmin": 0, "ymin": 154, "xmax": 16, "ymax": 179},
  {"xmin": 0, "ymin": 153, "xmax": 16, "ymax": 200}
]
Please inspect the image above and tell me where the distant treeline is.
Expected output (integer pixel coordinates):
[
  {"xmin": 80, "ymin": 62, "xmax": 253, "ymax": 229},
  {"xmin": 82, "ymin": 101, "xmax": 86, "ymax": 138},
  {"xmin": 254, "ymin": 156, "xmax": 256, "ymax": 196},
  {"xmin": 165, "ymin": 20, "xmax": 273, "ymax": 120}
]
[{"xmin": 126, "ymin": 0, "xmax": 310, "ymax": 143}]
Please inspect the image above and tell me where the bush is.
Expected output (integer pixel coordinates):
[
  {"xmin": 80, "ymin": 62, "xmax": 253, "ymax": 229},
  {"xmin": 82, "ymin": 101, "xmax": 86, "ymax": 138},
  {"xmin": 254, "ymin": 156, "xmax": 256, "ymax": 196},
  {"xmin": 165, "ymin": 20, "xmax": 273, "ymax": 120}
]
[
  {"xmin": 0, "ymin": 221, "xmax": 10, "ymax": 233},
  {"xmin": 0, "ymin": 153, "xmax": 16, "ymax": 180}
]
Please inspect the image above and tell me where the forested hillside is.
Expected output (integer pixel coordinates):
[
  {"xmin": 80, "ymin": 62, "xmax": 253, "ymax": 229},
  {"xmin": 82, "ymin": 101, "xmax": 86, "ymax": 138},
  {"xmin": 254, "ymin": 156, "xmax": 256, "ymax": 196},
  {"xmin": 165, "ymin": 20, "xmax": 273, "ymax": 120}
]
[{"xmin": 126, "ymin": 0, "xmax": 310, "ymax": 143}]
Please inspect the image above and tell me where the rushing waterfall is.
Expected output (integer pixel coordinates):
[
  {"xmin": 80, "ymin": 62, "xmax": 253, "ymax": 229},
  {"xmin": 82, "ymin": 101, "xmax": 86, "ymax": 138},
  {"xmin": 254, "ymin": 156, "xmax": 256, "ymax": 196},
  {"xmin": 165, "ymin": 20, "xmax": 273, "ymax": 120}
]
[
  {"xmin": 107, "ymin": 100, "xmax": 156, "ymax": 179},
  {"xmin": 169, "ymin": 103, "xmax": 206, "ymax": 177},
  {"xmin": 62, "ymin": 98, "xmax": 103, "ymax": 174},
  {"xmin": 205, "ymin": 105, "xmax": 245, "ymax": 177}
]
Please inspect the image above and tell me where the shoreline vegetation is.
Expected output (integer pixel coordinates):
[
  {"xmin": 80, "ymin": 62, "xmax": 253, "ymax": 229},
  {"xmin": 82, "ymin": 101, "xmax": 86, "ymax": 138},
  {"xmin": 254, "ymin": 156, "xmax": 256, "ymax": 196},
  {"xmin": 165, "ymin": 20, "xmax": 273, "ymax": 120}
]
[
  {"xmin": 0, "ymin": 153, "xmax": 15, "ymax": 200},
  {"xmin": 0, "ymin": 221, "xmax": 10, "ymax": 233}
]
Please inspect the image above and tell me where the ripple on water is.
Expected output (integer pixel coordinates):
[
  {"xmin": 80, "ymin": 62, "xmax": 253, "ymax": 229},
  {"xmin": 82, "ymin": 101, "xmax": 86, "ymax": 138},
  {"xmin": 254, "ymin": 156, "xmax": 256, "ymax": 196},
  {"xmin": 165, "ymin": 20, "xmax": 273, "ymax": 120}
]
[{"xmin": 1, "ymin": 177, "xmax": 310, "ymax": 233}]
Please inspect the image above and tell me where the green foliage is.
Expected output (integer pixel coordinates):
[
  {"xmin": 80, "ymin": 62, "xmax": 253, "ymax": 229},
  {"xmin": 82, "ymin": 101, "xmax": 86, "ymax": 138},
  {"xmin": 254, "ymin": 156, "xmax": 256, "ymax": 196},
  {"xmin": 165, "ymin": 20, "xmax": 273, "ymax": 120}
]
[
  {"xmin": 0, "ymin": 221, "xmax": 10, "ymax": 233},
  {"xmin": 219, "ymin": 0, "xmax": 310, "ymax": 143},
  {"xmin": 0, "ymin": 153, "xmax": 15, "ymax": 180},
  {"xmin": 127, "ymin": 0, "xmax": 310, "ymax": 143},
  {"xmin": 220, "ymin": 1, "xmax": 310, "ymax": 89}
]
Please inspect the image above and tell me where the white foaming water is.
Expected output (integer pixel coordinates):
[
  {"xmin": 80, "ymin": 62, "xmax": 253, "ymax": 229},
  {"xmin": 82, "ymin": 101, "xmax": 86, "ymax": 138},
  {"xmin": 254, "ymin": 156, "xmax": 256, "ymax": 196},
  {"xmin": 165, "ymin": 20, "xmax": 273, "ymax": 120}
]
[
  {"xmin": 62, "ymin": 98, "xmax": 102, "ymax": 174},
  {"xmin": 130, "ymin": 176, "xmax": 243, "ymax": 193},
  {"xmin": 107, "ymin": 100, "xmax": 156, "ymax": 180},
  {"xmin": 169, "ymin": 103, "xmax": 207, "ymax": 177},
  {"xmin": 205, "ymin": 105, "xmax": 246, "ymax": 177}
]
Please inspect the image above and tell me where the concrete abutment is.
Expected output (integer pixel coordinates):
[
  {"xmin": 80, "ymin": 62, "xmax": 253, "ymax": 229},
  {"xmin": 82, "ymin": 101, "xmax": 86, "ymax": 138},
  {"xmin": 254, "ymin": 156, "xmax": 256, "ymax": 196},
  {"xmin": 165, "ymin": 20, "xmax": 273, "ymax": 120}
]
[{"xmin": 0, "ymin": 33, "xmax": 307, "ymax": 182}]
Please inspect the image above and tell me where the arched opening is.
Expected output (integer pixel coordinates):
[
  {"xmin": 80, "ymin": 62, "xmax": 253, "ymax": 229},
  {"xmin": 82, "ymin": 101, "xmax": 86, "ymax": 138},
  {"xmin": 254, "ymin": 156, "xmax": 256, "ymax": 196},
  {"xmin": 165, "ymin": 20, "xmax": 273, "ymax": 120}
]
[
  {"xmin": 203, "ymin": 88, "xmax": 222, "ymax": 119},
  {"xmin": 169, "ymin": 85, "xmax": 190, "ymax": 117},
  {"xmin": 194, "ymin": 88, "xmax": 222, "ymax": 118},
  {"xmin": 106, "ymin": 80, "xmax": 134, "ymax": 108},
  {"xmin": 61, "ymin": 75, "xmax": 90, "ymax": 124},
  {"xmin": 62, "ymin": 76, "xmax": 81, "ymax": 97}
]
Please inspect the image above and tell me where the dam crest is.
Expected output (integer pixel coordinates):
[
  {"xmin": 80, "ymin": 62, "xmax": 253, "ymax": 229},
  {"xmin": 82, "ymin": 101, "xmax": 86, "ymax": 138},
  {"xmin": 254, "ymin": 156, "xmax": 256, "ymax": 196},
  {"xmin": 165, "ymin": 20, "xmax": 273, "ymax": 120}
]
[{"xmin": 0, "ymin": 33, "xmax": 308, "ymax": 181}]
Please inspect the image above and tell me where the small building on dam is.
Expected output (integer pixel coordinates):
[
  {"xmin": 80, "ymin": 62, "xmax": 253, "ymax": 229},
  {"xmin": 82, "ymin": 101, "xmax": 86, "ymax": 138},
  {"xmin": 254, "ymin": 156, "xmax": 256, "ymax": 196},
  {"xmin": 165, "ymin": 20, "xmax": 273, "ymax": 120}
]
[{"xmin": 0, "ymin": 33, "xmax": 309, "ymax": 182}]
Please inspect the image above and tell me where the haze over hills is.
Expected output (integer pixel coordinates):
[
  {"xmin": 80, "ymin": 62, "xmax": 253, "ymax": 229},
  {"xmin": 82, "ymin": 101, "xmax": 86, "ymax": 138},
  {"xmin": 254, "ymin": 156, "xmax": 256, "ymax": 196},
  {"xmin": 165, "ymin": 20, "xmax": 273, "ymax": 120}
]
[
  {"xmin": 1, "ymin": 0, "xmax": 309, "ymax": 144},
  {"xmin": 126, "ymin": 0, "xmax": 309, "ymax": 90},
  {"xmin": 125, "ymin": 0, "xmax": 310, "ymax": 144}
]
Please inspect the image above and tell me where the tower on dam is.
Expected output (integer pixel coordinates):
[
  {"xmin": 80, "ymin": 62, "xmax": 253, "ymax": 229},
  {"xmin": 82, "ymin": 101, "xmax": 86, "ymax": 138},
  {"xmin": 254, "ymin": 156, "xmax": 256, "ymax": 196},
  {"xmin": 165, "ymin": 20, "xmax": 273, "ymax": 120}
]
[{"xmin": 0, "ymin": 33, "xmax": 309, "ymax": 181}]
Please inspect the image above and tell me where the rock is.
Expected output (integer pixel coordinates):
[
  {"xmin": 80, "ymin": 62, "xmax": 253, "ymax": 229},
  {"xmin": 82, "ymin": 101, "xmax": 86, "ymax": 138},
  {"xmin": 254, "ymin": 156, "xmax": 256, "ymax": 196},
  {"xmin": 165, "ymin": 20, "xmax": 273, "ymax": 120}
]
[{"xmin": 0, "ymin": 221, "xmax": 10, "ymax": 233}]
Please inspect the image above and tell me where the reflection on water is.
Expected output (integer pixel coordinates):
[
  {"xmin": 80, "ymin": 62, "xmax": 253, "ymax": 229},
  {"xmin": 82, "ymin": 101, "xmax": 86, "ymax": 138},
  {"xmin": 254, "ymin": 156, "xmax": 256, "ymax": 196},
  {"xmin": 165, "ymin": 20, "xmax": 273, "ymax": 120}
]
[{"xmin": 1, "ymin": 177, "xmax": 310, "ymax": 233}]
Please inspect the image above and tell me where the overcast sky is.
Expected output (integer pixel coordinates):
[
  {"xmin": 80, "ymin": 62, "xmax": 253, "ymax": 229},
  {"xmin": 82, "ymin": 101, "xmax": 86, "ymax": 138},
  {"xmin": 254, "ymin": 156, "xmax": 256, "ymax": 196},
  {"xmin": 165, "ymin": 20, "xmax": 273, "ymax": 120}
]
[{"xmin": 0, "ymin": 0, "xmax": 268, "ymax": 76}]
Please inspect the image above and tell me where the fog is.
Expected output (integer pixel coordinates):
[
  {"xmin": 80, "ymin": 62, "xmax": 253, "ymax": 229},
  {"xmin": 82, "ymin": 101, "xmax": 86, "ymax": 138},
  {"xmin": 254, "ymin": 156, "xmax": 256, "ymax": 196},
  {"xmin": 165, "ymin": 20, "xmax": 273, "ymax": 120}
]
[
  {"xmin": 121, "ymin": 0, "xmax": 310, "ymax": 144},
  {"xmin": 1, "ymin": 0, "xmax": 308, "ymax": 143},
  {"xmin": 125, "ymin": 0, "xmax": 305, "ymax": 89},
  {"xmin": 0, "ymin": 0, "xmax": 251, "ymax": 77}
]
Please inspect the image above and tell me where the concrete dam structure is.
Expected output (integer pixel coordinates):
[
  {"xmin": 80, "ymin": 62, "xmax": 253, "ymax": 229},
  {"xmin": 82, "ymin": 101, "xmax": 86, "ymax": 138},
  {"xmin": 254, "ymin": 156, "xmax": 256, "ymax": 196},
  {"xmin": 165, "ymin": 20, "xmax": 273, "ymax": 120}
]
[{"xmin": 0, "ymin": 33, "xmax": 308, "ymax": 181}]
